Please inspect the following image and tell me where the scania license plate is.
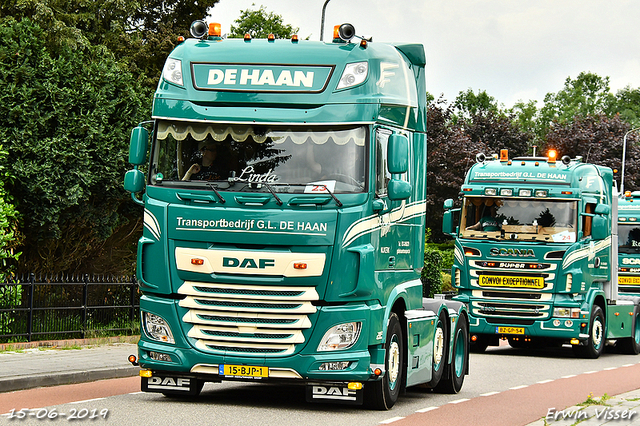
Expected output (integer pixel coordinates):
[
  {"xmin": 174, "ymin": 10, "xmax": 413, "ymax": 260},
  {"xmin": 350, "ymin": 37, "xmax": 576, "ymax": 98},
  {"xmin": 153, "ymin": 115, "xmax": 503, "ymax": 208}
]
[
  {"xmin": 496, "ymin": 326, "xmax": 525, "ymax": 335},
  {"xmin": 219, "ymin": 364, "xmax": 268, "ymax": 379}
]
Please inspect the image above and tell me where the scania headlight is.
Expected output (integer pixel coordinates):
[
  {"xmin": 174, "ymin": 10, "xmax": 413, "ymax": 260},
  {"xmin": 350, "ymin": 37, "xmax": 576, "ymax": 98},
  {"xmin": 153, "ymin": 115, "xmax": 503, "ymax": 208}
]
[
  {"xmin": 317, "ymin": 322, "xmax": 361, "ymax": 351},
  {"xmin": 143, "ymin": 312, "xmax": 175, "ymax": 344},
  {"xmin": 553, "ymin": 307, "xmax": 580, "ymax": 319},
  {"xmin": 336, "ymin": 62, "xmax": 368, "ymax": 90},
  {"xmin": 162, "ymin": 58, "xmax": 183, "ymax": 86}
]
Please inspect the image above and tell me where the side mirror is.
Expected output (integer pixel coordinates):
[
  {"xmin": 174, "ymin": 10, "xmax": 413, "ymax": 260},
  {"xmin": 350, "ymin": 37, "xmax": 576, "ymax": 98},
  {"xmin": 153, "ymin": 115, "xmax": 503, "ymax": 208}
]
[
  {"xmin": 443, "ymin": 198, "xmax": 454, "ymax": 210},
  {"xmin": 594, "ymin": 204, "xmax": 610, "ymax": 215},
  {"xmin": 387, "ymin": 134, "xmax": 409, "ymax": 174},
  {"xmin": 124, "ymin": 169, "xmax": 145, "ymax": 194},
  {"xmin": 129, "ymin": 126, "xmax": 149, "ymax": 166},
  {"xmin": 388, "ymin": 179, "xmax": 411, "ymax": 200},
  {"xmin": 591, "ymin": 215, "xmax": 608, "ymax": 240}
]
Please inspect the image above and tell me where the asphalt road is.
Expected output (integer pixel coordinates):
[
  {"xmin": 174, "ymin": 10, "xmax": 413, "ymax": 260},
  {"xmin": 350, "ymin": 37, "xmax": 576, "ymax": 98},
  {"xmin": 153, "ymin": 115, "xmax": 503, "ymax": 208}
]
[{"xmin": 3, "ymin": 343, "xmax": 640, "ymax": 426}]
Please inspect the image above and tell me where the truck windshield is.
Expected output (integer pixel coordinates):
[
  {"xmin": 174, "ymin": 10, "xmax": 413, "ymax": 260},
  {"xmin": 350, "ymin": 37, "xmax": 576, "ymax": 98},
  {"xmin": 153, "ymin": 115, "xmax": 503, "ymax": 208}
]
[
  {"xmin": 619, "ymin": 223, "xmax": 640, "ymax": 253},
  {"xmin": 150, "ymin": 120, "xmax": 367, "ymax": 193},
  {"xmin": 460, "ymin": 197, "xmax": 578, "ymax": 242}
]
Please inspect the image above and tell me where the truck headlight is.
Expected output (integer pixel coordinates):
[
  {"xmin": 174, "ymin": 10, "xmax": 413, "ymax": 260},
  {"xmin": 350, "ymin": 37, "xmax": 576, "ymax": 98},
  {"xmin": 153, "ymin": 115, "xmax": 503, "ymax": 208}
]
[
  {"xmin": 553, "ymin": 307, "xmax": 580, "ymax": 319},
  {"xmin": 336, "ymin": 62, "xmax": 368, "ymax": 90},
  {"xmin": 162, "ymin": 58, "xmax": 183, "ymax": 86},
  {"xmin": 143, "ymin": 312, "xmax": 175, "ymax": 344},
  {"xmin": 317, "ymin": 322, "xmax": 361, "ymax": 351}
]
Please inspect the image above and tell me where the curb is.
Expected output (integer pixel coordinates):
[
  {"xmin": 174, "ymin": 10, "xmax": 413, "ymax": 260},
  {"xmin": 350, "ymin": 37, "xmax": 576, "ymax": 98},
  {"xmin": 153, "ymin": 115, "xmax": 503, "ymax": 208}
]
[{"xmin": 1, "ymin": 366, "xmax": 140, "ymax": 393}]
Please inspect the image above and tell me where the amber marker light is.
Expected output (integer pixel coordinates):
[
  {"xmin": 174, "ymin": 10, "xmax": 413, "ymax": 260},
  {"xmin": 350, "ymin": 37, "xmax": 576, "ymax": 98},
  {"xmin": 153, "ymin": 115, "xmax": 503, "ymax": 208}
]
[
  {"xmin": 128, "ymin": 355, "xmax": 137, "ymax": 363},
  {"xmin": 209, "ymin": 23, "xmax": 222, "ymax": 37},
  {"xmin": 360, "ymin": 39, "xmax": 367, "ymax": 48},
  {"xmin": 293, "ymin": 262, "xmax": 308, "ymax": 270},
  {"xmin": 348, "ymin": 382, "xmax": 363, "ymax": 390},
  {"xmin": 139, "ymin": 370, "xmax": 153, "ymax": 378},
  {"xmin": 374, "ymin": 368, "xmax": 382, "ymax": 376},
  {"xmin": 177, "ymin": 36, "xmax": 185, "ymax": 42},
  {"xmin": 191, "ymin": 258, "xmax": 205, "ymax": 265}
]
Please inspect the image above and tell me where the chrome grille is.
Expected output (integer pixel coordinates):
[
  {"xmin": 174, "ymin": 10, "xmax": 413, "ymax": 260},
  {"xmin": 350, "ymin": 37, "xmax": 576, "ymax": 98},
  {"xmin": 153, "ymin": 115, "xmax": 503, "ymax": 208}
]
[
  {"xmin": 179, "ymin": 281, "xmax": 318, "ymax": 356},
  {"xmin": 471, "ymin": 300, "xmax": 550, "ymax": 319}
]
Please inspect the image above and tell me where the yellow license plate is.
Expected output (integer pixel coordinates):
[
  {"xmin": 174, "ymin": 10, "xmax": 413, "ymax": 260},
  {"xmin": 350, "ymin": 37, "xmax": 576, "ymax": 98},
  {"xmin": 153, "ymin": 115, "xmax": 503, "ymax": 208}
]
[
  {"xmin": 496, "ymin": 326, "xmax": 525, "ymax": 335},
  {"xmin": 479, "ymin": 275, "xmax": 544, "ymax": 289},
  {"xmin": 618, "ymin": 276, "xmax": 640, "ymax": 285},
  {"xmin": 221, "ymin": 364, "xmax": 268, "ymax": 378}
]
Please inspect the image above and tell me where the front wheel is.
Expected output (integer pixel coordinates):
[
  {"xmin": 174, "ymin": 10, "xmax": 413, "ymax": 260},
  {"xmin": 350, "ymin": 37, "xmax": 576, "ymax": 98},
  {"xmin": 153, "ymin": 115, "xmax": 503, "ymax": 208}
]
[
  {"xmin": 365, "ymin": 313, "xmax": 404, "ymax": 410},
  {"xmin": 573, "ymin": 305, "xmax": 605, "ymax": 359}
]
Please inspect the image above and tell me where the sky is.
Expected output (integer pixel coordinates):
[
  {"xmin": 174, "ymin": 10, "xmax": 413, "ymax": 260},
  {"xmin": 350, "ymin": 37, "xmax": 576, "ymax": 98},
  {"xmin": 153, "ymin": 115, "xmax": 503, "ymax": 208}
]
[{"xmin": 207, "ymin": 0, "xmax": 640, "ymax": 109}]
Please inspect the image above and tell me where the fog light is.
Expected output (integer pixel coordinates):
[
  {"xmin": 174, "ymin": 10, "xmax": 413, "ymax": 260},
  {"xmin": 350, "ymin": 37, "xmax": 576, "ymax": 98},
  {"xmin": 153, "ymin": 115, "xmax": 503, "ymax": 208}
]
[
  {"xmin": 348, "ymin": 382, "xmax": 363, "ymax": 390},
  {"xmin": 570, "ymin": 338, "xmax": 580, "ymax": 345},
  {"xmin": 149, "ymin": 351, "xmax": 173, "ymax": 362},
  {"xmin": 564, "ymin": 320, "xmax": 573, "ymax": 327},
  {"xmin": 553, "ymin": 319, "xmax": 561, "ymax": 327},
  {"xmin": 140, "ymin": 369, "xmax": 153, "ymax": 378},
  {"xmin": 319, "ymin": 361, "xmax": 351, "ymax": 370}
]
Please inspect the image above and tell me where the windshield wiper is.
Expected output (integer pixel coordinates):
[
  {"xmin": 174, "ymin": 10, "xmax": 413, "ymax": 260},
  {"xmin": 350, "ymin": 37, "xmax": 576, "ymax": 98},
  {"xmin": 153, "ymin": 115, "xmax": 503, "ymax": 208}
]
[{"xmin": 207, "ymin": 183, "xmax": 226, "ymax": 204}]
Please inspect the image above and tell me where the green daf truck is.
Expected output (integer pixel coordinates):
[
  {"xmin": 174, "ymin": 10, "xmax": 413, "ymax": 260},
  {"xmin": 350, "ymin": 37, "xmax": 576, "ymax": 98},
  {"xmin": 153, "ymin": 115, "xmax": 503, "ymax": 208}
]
[
  {"xmin": 443, "ymin": 150, "xmax": 640, "ymax": 358},
  {"xmin": 618, "ymin": 192, "xmax": 640, "ymax": 331},
  {"xmin": 124, "ymin": 21, "xmax": 469, "ymax": 409}
]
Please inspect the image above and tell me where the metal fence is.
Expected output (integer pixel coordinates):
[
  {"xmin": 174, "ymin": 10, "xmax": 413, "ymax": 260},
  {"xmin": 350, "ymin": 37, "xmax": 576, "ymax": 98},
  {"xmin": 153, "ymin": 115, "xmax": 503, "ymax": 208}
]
[{"xmin": 0, "ymin": 274, "xmax": 140, "ymax": 343}]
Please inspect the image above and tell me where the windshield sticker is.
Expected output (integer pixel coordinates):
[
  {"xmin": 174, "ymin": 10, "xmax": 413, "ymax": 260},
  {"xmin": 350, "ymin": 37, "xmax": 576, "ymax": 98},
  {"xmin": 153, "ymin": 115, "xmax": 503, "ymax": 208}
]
[
  {"xmin": 552, "ymin": 230, "xmax": 576, "ymax": 243},
  {"xmin": 305, "ymin": 180, "xmax": 336, "ymax": 194}
]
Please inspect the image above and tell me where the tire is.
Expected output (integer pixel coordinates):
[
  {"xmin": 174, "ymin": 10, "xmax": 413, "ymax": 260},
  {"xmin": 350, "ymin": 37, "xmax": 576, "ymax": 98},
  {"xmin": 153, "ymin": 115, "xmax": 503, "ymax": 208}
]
[
  {"xmin": 573, "ymin": 305, "xmax": 605, "ymax": 359},
  {"xmin": 434, "ymin": 317, "xmax": 469, "ymax": 394},
  {"xmin": 426, "ymin": 310, "xmax": 448, "ymax": 388},
  {"xmin": 365, "ymin": 313, "xmax": 404, "ymax": 410},
  {"xmin": 618, "ymin": 305, "xmax": 640, "ymax": 355}
]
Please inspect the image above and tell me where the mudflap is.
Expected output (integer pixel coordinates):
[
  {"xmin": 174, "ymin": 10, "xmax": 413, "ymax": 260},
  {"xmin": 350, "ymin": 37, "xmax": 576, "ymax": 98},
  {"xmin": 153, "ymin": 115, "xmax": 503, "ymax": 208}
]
[
  {"xmin": 306, "ymin": 383, "xmax": 364, "ymax": 405},
  {"xmin": 141, "ymin": 373, "xmax": 202, "ymax": 396}
]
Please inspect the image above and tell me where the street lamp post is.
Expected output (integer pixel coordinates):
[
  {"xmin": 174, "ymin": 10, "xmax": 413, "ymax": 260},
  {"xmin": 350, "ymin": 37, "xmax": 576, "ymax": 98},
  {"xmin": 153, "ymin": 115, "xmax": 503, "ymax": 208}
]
[
  {"xmin": 319, "ymin": 0, "xmax": 331, "ymax": 41},
  {"xmin": 620, "ymin": 126, "xmax": 640, "ymax": 195}
]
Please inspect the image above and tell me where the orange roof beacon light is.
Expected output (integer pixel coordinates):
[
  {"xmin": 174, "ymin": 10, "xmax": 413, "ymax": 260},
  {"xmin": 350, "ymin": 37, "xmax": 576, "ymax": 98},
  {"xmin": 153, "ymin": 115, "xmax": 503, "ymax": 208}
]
[
  {"xmin": 244, "ymin": 33, "xmax": 251, "ymax": 41},
  {"xmin": 209, "ymin": 22, "xmax": 222, "ymax": 37},
  {"xmin": 291, "ymin": 34, "xmax": 299, "ymax": 43},
  {"xmin": 333, "ymin": 25, "xmax": 341, "ymax": 41},
  {"xmin": 548, "ymin": 149, "xmax": 557, "ymax": 163},
  {"xmin": 177, "ymin": 35, "xmax": 185, "ymax": 43},
  {"xmin": 500, "ymin": 149, "xmax": 509, "ymax": 162},
  {"xmin": 268, "ymin": 33, "xmax": 275, "ymax": 41}
]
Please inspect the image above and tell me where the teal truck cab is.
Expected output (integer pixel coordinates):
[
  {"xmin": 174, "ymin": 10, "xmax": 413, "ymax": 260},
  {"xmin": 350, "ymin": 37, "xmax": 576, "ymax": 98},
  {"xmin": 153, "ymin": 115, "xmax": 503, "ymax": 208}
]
[
  {"xmin": 124, "ymin": 21, "xmax": 469, "ymax": 409},
  {"xmin": 443, "ymin": 150, "xmax": 640, "ymax": 358}
]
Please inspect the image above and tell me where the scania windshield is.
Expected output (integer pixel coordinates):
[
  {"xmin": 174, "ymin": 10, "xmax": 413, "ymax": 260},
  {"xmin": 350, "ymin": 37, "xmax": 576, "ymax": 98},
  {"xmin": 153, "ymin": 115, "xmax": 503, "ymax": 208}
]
[
  {"xmin": 459, "ymin": 197, "xmax": 578, "ymax": 242},
  {"xmin": 619, "ymin": 222, "xmax": 640, "ymax": 254},
  {"xmin": 149, "ymin": 120, "xmax": 366, "ymax": 194}
]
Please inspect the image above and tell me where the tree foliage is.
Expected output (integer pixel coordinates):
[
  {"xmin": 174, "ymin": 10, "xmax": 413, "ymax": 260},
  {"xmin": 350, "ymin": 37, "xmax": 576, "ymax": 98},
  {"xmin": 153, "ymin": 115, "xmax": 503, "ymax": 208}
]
[
  {"xmin": 229, "ymin": 5, "xmax": 299, "ymax": 39},
  {"xmin": 543, "ymin": 114, "xmax": 640, "ymax": 192},
  {"xmin": 0, "ymin": 17, "xmax": 146, "ymax": 274}
]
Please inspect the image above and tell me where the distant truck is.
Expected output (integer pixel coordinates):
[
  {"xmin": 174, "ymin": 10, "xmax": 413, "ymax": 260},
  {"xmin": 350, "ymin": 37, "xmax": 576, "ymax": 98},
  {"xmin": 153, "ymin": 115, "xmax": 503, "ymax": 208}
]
[
  {"xmin": 443, "ymin": 149, "xmax": 640, "ymax": 358},
  {"xmin": 124, "ymin": 20, "xmax": 469, "ymax": 409},
  {"xmin": 618, "ymin": 192, "xmax": 640, "ymax": 308}
]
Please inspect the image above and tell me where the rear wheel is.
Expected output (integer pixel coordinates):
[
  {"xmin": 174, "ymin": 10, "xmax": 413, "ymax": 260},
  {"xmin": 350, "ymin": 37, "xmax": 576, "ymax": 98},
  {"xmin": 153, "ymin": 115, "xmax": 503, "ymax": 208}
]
[
  {"xmin": 365, "ymin": 313, "xmax": 404, "ymax": 410},
  {"xmin": 573, "ymin": 305, "xmax": 605, "ymax": 359},
  {"xmin": 426, "ymin": 310, "xmax": 447, "ymax": 388},
  {"xmin": 618, "ymin": 305, "xmax": 640, "ymax": 355},
  {"xmin": 434, "ymin": 317, "xmax": 469, "ymax": 394}
]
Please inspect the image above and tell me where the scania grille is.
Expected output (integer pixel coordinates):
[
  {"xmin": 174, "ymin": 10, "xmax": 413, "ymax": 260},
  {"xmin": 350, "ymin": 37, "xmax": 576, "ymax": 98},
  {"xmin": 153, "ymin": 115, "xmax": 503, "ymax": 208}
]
[
  {"xmin": 471, "ymin": 300, "xmax": 550, "ymax": 320},
  {"xmin": 178, "ymin": 281, "xmax": 318, "ymax": 356}
]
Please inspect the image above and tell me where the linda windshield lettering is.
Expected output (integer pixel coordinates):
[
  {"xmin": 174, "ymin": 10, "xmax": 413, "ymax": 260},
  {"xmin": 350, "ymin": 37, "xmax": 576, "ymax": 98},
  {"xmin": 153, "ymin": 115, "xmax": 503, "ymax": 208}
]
[{"xmin": 238, "ymin": 166, "xmax": 279, "ymax": 183}]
